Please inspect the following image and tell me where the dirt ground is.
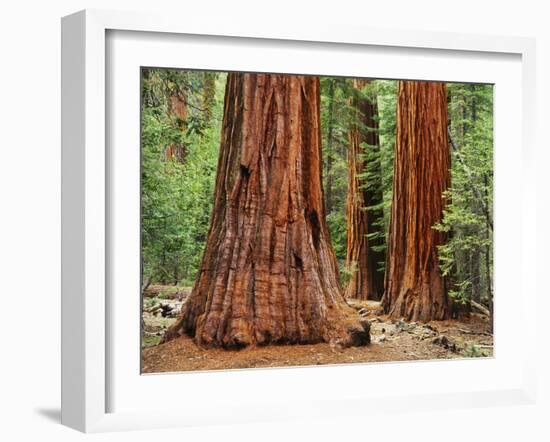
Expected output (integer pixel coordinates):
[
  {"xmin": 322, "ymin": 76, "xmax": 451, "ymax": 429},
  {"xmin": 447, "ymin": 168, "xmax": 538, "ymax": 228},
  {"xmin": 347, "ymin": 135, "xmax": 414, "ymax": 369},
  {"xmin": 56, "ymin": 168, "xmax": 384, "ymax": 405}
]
[{"xmin": 142, "ymin": 295, "xmax": 493, "ymax": 374}]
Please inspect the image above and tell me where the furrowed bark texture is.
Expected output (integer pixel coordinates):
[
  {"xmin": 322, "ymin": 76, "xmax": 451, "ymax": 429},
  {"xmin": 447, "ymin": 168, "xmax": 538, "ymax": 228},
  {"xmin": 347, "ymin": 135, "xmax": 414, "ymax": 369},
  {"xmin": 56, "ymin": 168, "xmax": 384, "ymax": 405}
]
[
  {"xmin": 345, "ymin": 79, "xmax": 385, "ymax": 301},
  {"xmin": 382, "ymin": 81, "xmax": 450, "ymax": 321},
  {"xmin": 164, "ymin": 73, "xmax": 370, "ymax": 348}
]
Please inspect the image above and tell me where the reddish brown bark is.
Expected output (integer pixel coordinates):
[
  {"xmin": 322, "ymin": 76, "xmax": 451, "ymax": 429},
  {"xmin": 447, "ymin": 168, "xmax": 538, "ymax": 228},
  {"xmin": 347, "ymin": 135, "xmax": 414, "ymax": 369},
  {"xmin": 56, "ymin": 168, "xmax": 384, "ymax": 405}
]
[
  {"xmin": 164, "ymin": 73, "xmax": 370, "ymax": 348},
  {"xmin": 165, "ymin": 85, "xmax": 187, "ymax": 163},
  {"xmin": 382, "ymin": 81, "xmax": 450, "ymax": 321},
  {"xmin": 344, "ymin": 79, "xmax": 385, "ymax": 301}
]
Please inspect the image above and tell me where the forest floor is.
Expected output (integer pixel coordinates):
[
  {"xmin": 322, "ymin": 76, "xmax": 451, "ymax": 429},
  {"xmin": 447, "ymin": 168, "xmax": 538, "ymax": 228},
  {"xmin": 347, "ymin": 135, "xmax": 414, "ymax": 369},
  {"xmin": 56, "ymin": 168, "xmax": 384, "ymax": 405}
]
[{"xmin": 141, "ymin": 288, "xmax": 493, "ymax": 374}]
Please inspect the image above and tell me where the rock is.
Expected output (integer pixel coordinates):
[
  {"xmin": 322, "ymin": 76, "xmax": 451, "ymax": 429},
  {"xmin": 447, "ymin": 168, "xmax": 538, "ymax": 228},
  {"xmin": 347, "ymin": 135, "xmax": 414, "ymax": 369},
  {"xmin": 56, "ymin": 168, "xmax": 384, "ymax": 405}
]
[
  {"xmin": 432, "ymin": 335, "xmax": 458, "ymax": 352},
  {"xmin": 417, "ymin": 325, "xmax": 437, "ymax": 339},
  {"xmin": 378, "ymin": 334, "xmax": 386, "ymax": 343},
  {"xmin": 346, "ymin": 319, "xmax": 371, "ymax": 347},
  {"xmin": 433, "ymin": 335, "xmax": 448, "ymax": 346},
  {"xmin": 160, "ymin": 303, "xmax": 175, "ymax": 317},
  {"xmin": 358, "ymin": 308, "xmax": 369, "ymax": 316},
  {"xmin": 394, "ymin": 320, "xmax": 406, "ymax": 332},
  {"xmin": 374, "ymin": 323, "xmax": 397, "ymax": 336}
]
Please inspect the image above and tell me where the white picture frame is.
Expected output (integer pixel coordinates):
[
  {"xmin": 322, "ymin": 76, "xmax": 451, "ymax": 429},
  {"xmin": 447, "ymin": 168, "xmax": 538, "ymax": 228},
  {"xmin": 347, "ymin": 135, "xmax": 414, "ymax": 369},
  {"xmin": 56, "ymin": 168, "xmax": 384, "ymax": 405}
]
[{"xmin": 61, "ymin": 9, "xmax": 537, "ymax": 433}]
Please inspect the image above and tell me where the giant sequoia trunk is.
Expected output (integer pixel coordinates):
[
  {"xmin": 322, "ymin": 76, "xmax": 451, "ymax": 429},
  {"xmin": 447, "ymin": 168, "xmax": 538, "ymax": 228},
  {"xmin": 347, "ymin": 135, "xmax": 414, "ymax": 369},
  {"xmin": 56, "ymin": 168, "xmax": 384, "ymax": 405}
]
[
  {"xmin": 382, "ymin": 81, "xmax": 450, "ymax": 321},
  {"xmin": 163, "ymin": 73, "xmax": 370, "ymax": 348},
  {"xmin": 344, "ymin": 79, "xmax": 385, "ymax": 301}
]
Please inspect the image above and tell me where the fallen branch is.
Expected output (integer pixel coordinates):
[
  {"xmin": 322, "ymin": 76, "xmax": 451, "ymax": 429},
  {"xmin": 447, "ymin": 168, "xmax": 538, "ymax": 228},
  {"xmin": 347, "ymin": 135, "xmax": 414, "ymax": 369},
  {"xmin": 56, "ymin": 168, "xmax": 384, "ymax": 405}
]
[
  {"xmin": 471, "ymin": 299, "xmax": 491, "ymax": 317},
  {"xmin": 440, "ymin": 327, "xmax": 492, "ymax": 337}
]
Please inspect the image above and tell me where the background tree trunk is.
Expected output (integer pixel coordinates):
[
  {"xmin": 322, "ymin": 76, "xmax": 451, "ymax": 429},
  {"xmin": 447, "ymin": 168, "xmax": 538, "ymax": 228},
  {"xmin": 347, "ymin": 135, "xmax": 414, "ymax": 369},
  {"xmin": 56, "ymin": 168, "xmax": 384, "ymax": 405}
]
[
  {"xmin": 382, "ymin": 81, "xmax": 450, "ymax": 321},
  {"xmin": 164, "ymin": 73, "xmax": 370, "ymax": 348},
  {"xmin": 165, "ymin": 83, "xmax": 187, "ymax": 163},
  {"xmin": 324, "ymin": 80, "xmax": 336, "ymax": 214},
  {"xmin": 484, "ymin": 173, "xmax": 493, "ymax": 324},
  {"xmin": 345, "ymin": 79, "xmax": 385, "ymax": 300},
  {"xmin": 202, "ymin": 71, "xmax": 217, "ymax": 125},
  {"xmin": 468, "ymin": 92, "xmax": 481, "ymax": 305}
]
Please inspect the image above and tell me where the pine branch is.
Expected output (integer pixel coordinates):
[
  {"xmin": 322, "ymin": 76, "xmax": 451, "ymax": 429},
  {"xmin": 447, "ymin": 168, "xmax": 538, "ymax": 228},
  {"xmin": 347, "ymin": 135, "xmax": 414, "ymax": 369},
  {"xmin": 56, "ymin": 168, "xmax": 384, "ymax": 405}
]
[{"xmin": 447, "ymin": 127, "xmax": 493, "ymax": 231}]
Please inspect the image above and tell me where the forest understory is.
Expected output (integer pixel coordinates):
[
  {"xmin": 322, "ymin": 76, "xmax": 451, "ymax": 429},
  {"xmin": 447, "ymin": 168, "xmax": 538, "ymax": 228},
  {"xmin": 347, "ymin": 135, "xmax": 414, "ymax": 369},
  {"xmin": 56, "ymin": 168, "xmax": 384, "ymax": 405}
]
[{"xmin": 141, "ymin": 286, "xmax": 492, "ymax": 373}]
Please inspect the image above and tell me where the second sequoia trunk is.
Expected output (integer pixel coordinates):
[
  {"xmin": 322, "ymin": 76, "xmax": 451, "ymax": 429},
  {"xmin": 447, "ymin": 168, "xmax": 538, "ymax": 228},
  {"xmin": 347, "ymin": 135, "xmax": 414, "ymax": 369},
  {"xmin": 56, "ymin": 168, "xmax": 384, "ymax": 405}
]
[
  {"xmin": 345, "ymin": 79, "xmax": 385, "ymax": 301},
  {"xmin": 164, "ymin": 73, "xmax": 370, "ymax": 348},
  {"xmin": 382, "ymin": 81, "xmax": 450, "ymax": 321}
]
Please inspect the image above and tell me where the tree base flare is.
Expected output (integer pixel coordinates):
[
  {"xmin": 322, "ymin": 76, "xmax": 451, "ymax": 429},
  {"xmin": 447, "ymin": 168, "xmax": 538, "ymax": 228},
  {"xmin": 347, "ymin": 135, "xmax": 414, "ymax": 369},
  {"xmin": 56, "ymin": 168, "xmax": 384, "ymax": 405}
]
[
  {"xmin": 162, "ymin": 304, "xmax": 370, "ymax": 349},
  {"xmin": 383, "ymin": 287, "xmax": 449, "ymax": 322}
]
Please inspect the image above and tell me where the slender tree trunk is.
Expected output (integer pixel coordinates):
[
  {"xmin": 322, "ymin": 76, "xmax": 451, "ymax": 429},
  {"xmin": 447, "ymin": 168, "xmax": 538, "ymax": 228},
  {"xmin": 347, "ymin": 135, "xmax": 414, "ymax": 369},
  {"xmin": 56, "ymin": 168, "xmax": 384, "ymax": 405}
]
[
  {"xmin": 382, "ymin": 81, "xmax": 450, "ymax": 321},
  {"xmin": 468, "ymin": 90, "xmax": 481, "ymax": 304},
  {"xmin": 344, "ymin": 79, "xmax": 385, "ymax": 300},
  {"xmin": 173, "ymin": 263, "xmax": 179, "ymax": 286},
  {"xmin": 483, "ymin": 173, "xmax": 493, "ymax": 324},
  {"xmin": 485, "ymin": 245, "xmax": 493, "ymax": 324},
  {"xmin": 164, "ymin": 73, "xmax": 370, "ymax": 348},
  {"xmin": 202, "ymin": 72, "xmax": 217, "ymax": 125},
  {"xmin": 324, "ymin": 80, "xmax": 336, "ymax": 214},
  {"xmin": 166, "ymin": 82, "xmax": 187, "ymax": 163},
  {"xmin": 470, "ymin": 249, "xmax": 481, "ymax": 303},
  {"xmin": 160, "ymin": 247, "xmax": 167, "ymax": 285}
]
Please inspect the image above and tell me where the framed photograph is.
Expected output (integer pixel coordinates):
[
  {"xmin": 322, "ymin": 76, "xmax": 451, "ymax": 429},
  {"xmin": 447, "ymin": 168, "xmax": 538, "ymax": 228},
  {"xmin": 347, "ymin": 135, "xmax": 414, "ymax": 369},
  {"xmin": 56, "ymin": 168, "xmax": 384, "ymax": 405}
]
[{"xmin": 61, "ymin": 9, "xmax": 537, "ymax": 432}]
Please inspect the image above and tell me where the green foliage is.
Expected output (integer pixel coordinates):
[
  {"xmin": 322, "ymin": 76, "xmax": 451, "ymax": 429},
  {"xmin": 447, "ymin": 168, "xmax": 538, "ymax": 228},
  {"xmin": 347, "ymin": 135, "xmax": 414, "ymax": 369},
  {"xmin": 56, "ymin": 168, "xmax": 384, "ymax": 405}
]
[
  {"xmin": 463, "ymin": 343, "xmax": 488, "ymax": 358},
  {"xmin": 434, "ymin": 84, "xmax": 493, "ymax": 307},
  {"xmin": 326, "ymin": 210, "xmax": 348, "ymax": 260},
  {"xmin": 339, "ymin": 260, "xmax": 358, "ymax": 286},
  {"xmin": 320, "ymin": 77, "xmax": 353, "ymax": 266},
  {"xmin": 143, "ymin": 297, "xmax": 156, "ymax": 309},
  {"xmin": 141, "ymin": 69, "xmax": 225, "ymax": 288},
  {"xmin": 375, "ymin": 79, "xmax": 398, "ymax": 232},
  {"xmin": 142, "ymin": 334, "xmax": 162, "ymax": 349}
]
